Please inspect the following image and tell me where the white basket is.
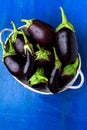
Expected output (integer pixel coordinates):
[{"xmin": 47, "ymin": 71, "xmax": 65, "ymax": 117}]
[{"xmin": 0, "ymin": 26, "xmax": 84, "ymax": 95}]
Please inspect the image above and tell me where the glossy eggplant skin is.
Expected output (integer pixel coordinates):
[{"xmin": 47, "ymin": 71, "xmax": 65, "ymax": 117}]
[
  {"xmin": 12, "ymin": 34, "xmax": 35, "ymax": 56},
  {"xmin": 31, "ymin": 83, "xmax": 46, "ymax": 89},
  {"xmin": 12, "ymin": 34, "xmax": 25, "ymax": 56},
  {"xmin": 48, "ymin": 67, "xmax": 60, "ymax": 93},
  {"xmin": 59, "ymin": 74, "xmax": 74, "ymax": 88},
  {"xmin": 4, "ymin": 55, "xmax": 25, "ymax": 77},
  {"xmin": 27, "ymin": 20, "xmax": 55, "ymax": 48},
  {"xmin": 37, "ymin": 53, "xmax": 54, "ymax": 68},
  {"xmin": 4, "ymin": 49, "xmax": 34, "ymax": 79},
  {"xmin": 23, "ymin": 49, "xmax": 34, "ymax": 79},
  {"xmin": 55, "ymin": 27, "xmax": 78, "ymax": 65}
]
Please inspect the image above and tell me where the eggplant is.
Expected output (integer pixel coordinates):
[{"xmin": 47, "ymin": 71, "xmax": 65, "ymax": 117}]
[
  {"xmin": 21, "ymin": 19, "xmax": 55, "ymax": 48},
  {"xmin": 1, "ymin": 36, "xmax": 34, "ymax": 78},
  {"xmin": 35, "ymin": 44, "xmax": 55, "ymax": 79},
  {"xmin": 30, "ymin": 83, "xmax": 47, "ymax": 90},
  {"xmin": 4, "ymin": 22, "xmax": 34, "ymax": 78},
  {"xmin": 49, "ymin": 68, "xmax": 60, "ymax": 93},
  {"xmin": 23, "ymin": 49, "xmax": 34, "ymax": 79},
  {"xmin": 10, "ymin": 21, "xmax": 34, "ymax": 57},
  {"xmin": 10, "ymin": 21, "xmax": 25, "ymax": 56},
  {"xmin": 59, "ymin": 74, "xmax": 74, "ymax": 88},
  {"xmin": 28, "ymin": 68, "xmax": 48, "ymax": 87},
  {"xmin": 48, "ymin": 47, "xmax": 62, "ymax": 93},
  {"xmin": 59, "ymin": 57, "xmax": 79, "ymax": 88},
  {"xmin": 55, "ymin": 7, "xmax": 78, "ymax": 65},
  {"xmin": 35, "ymin": 44, "xmax": 53, "ymax": 66},
  {"xmin": 0, "ymin": 39, "xmax": 25, "ymax": 77},
  {"xmin": 4, "ymin": 55, "xmax": 25, "ymax": 77},
  {"xmin": 13, "ymin": 34, "xmax": 25, "ymax": 56}
]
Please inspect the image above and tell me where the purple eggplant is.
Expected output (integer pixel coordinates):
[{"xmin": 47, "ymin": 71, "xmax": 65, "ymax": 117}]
[
  {"xmin": 21, "ymin": 19, "xmax": 55, "ymax": 48},
  {"xmin": 10, "ymin": 21, "xmax": 24, "ymax": 56},
  {"xmin": 35, "ymin": 44, "xmax": 54, "ymax": 79},
  {"xmin": 4, "ymin": 55, "xmax": 25, "ymax": 77},
  {"xmin": 5, "ymin": 22, "xmax": 35, "ymax": 78},
  {"xmin": 1, "ymin": 35, "xmax": 34, "ymax": 79},
  {"xmin": 23, "ymin": 49, "xmax": 34, "ymax": 79},
  {"xmin": 48, "ymin": 47, "xmax": 62, "ymax": 93},
  {"xmin": 0, "ymin": 39, "xmax": 25, "ymax": 77},
  {"xmin": 10, "ymin": 21, "xmax": 34, "ymax": 57},
  {"xmin": 59, "ymin": 57, "xmax": 79, "ymax": 87},
  {"xmin": 55, "ymin": 7, "xmax": 78, "ymax": 65}
]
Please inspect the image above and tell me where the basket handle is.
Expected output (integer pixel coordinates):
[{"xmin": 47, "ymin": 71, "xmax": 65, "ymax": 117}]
[
  {"xmin": 0, "ymin": 28, "xmax": 13, "ymax": 43},
  {"xmin": 68, "ymin": 70, "xmax": 84, "ymax": 89}
]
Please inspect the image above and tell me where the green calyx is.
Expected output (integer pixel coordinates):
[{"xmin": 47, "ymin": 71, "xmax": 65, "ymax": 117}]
[
  {"xmin": 21, "ymin": 19, "xmax": 33, "ymax": 28},
  {"xmin": 53, "ymin": 47, "xmax": 62, "ymax": 71},
  {"xmin": 35, "ymin": 44, "xmax": 51, "ymax": 61},
  {"xmin": 20, "ymin": 30, "xmax": 34, "ymax": 56},
  {"xmin": 24, "ymin": 44, "xmax": 34, "ymax": 56},
  {"xmin": 0, "ymin": 22, "xmax": 17, "ymax": 61},
  {"xmin": 62, "ymin": 57, "xmax": 79, "ymax": 76},
  {"xmin": 28, "ymin": 68, "xmax": 48, "ymax": 86},
  {"xmin": 1, "ymin": 38, "xmax": 16, "ymax": 62},
  {"xmin": 56, "ymin": 7, "xmax": 75, "ymax": 32},
  {"xmin": 11, "ymin": 21, "xmax": 34, "ymax": 56},
  {"xmin": 11, "ymin": 21, "xmax": 22, "ymax": 42}
]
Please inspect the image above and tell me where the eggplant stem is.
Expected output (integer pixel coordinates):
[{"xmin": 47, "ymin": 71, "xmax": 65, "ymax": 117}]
[
  {"xmin": 0, "ymin": 41, "xmax": 6, "ymax": 56},
  {"xmin": 21, "ymin": 19, "xmax": 33, "ymax": 28},
  {"xmin": 9, "ymin": 38, "xmax": 16, "ymax": 54},
  {"xmin": 56, "ymin": 7, "xmax": 75, "ymax": 32},
  {"xmin": 24, "ymin": 44, "xmax": 34, "ymax": 56},
  {"xmin": 37, "ymin": 44, "xmax": 41, "ymax": 50},
  {"xmin": 63, "ymin": 57, "xmax": 79, "ymax": 76},
  {"xmin": 11, "ymin": 22, "xmax": 34, "ymax": 56},
  {"xmin": 72, "ymin": 57, "xmax": 79, "ymax": 69},
  {"xmin": 0, "ymin": 39, "xmax": 16, "ymax": 62},
  {"xmin": 11, "ymin": 21, "xmax": 18, "ymax": 33},
  {"xmin": 11, "ymin": 21, "xmax": 20, "ymax": 42},
  {"xmin": 60, "ymin": 6, "xmax": 67, "ymax": 24},
  {"xmin": 20, "ymin": 30, "xmax": 34, "ymax": 55},
  {"xmin": 21, "ymin": 30, "xmax": 29, "ymax": 44},
  {"xmin": 28, "ymin": 68, "xmax": 48, "ymax": 86},
  {"xmin": 35, "ymin": 44, "xmax": 51, "ymax": 61},
  {"xmin": 53, "ymin": 47, "xmax": 62, "ymax": 70}
]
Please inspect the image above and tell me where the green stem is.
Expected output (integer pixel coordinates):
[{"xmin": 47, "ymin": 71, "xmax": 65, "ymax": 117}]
[
  {"xmin": 28, "ymin": 68, "xmax": 48, "ymax": 86},
  {"xmin": 9, "ymin": 38, "xmax": 16, "ymax": 54},
  {"xmin": 60, "ymin": 6, "xmax": 67, "ymax": 24},
  {"xmin": 72, "ymin": 57, "xmax": 79, "ymax": 69},
  {"xmin": 37, "ymin": 44, "xmax": 41, "ymax": 50},
  {"xmin": 11, "ymin": 21, "xmax": 34, "ymax": 56},
  {"xmin": 24, "ymin": 44, "xmax": 34, "ymax": 56},
  {"xmin": 21, "ymin": 30, "xmax": 34, "ymax": 55},
  {"xmin": 53, "ymin": 47, "xmax": 62, "ymax": 70},
  {"xmin": 35, "ymin": 44, "xmax": 51, "ymax": 61},
  {"xmin": 11, "ymin": 21, "xmax": 20, "ymax": 42},
  {"xmin": 63, "ymin": 57, "xmax": 79, "ymax": 76},
  {"xmin": 11, "ymin": 21, "xmax": 18, "ymax": 33},
  {"xmin": 21, "ymin": 19, "xmax": 33, "ymax": 28},
  {"xmin": 11, "ymin": 21, "xmax": 25, "ymax": 41},
  {"xmin": 56, "ymin": 7, "xmax": 75, "ymax": 32},
  {"xmin": 0, "ymin": 41, "xmax": 7, "ymax": 57},
  {"xmin": 0, "ymin": 38, "xmax": 16, "ymax": 62},
  {"xmin": 21, "ymin": 30, "xmax": 29, "ymax": 45}
]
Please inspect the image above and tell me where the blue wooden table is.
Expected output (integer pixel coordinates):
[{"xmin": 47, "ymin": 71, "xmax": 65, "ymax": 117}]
[{"xmin": 0, "ymin": 0, "xmax": 87, "ymax": 130}]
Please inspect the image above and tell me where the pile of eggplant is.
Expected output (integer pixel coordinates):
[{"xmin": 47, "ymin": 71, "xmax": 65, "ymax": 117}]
[{"xmin": 0, "ymin": 7, "xmax": 79, "ymax": 93}]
